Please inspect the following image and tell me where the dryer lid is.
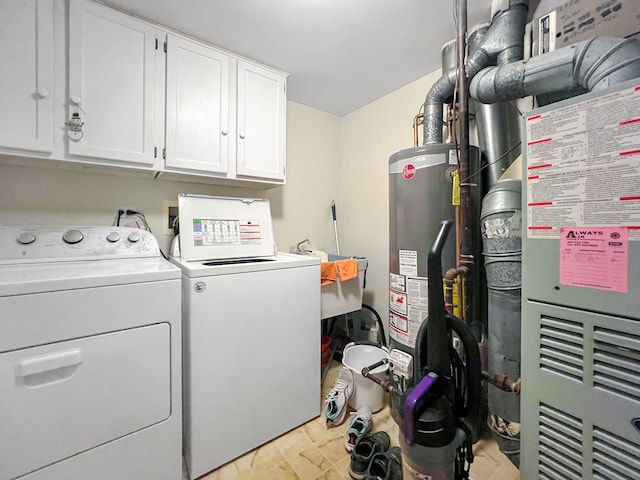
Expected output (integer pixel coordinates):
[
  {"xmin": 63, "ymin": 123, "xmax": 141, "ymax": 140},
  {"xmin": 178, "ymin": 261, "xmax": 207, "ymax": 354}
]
[{"xmin": 177, "ymin": 194, "xmax": 276, "ymax": 262}]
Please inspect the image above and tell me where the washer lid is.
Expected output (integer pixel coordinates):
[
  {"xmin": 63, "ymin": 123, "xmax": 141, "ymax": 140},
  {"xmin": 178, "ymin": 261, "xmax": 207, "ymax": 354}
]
[{"xmin": 178, "ymin": 194, "xmax": 276, "ymax": 262}]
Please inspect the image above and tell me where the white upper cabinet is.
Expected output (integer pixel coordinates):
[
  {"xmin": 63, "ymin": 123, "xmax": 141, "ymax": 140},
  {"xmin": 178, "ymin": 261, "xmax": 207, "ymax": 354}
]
[
  {"xmin": 165, "ymin": 34, "xmax": 230, "ymax": 174},
  {"xmin": 68, "ymin": 1, "xmax": 161, "ymax": 166},
  {"xmin": 236, "ymin": 61, "xmax": 286, "ymax": 181},
  {"xmin": 0, "ymin": 0, "xmax": 54, "ymax": 153},
  {"xmin": 0, "ymin": 0, "xmax": 287, "ymax": 185}
]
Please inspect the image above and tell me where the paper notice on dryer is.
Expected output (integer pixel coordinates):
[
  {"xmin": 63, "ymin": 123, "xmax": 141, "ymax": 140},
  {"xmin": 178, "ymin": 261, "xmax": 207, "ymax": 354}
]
[{"xmin": 525, "ymin": 84, "xmax": 640, "ymax": 240}]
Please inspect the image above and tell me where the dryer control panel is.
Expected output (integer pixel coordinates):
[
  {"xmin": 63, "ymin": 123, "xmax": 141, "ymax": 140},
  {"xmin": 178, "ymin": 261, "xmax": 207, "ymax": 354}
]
[{"xmin": 0, "ymin": 226, "xmax": 161, "ymax": 264}]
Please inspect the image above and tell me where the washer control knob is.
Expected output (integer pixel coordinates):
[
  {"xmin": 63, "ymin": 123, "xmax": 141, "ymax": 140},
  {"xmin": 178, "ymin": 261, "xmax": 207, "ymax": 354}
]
[
  {"xmin": 62, "ymin": 229, "xmax": 84, "ymax": 244},
  {"xmin": 127, "ymin": 231, "xmax": 141, "ymax": 243},
  {"xmin": 17, "ymin": 232, "xmax": 36, "ymax": 245},
  {"xmin": 106, "ymin": 232, "xmax": 120, "ymax": 243}
]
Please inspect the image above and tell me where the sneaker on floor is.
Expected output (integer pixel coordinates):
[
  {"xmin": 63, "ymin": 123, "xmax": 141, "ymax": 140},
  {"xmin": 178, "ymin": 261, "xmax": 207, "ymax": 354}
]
[
  {"xmin": 325, "ymin": 367, "xmax": 354, "ymax": 427},
  {"xmin": 364, "ymin": 446, "xmax": 402, "ymax": 480},
  {"xmin": 349, "ymin": 431, "xmax": 391, "ymax": 480},
  {"xmin": 345, "ymin": 406, "xmax": 373, "ymax": 452}
]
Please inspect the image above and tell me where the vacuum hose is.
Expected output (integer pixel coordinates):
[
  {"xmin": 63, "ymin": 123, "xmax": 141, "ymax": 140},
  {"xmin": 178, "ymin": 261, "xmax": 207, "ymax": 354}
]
[
  {"xmin": 413, "ymin": 220, "xmax": 482, "ymax": 430},
  {"xmin": 447, "ymin": 312, "xmax": 482, "ymax": 425},
  {"xmin": 414, "ymin": 312, "xmax": 482, "ymax": 423}
]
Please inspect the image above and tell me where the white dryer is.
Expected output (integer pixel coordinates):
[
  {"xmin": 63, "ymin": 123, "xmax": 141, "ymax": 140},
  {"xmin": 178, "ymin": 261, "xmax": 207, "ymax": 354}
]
[
  {"xmin": 172, "ymin": 194, "xmax": 321, "ymax": 480},
  {"xmin": 0, "ymin": 226, "xmax": 182, "ymax": 480}
]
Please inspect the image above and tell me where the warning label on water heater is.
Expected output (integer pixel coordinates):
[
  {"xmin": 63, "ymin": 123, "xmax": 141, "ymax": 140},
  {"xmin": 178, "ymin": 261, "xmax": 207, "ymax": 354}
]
[
  {"xmin": 389, "ymin": 276, "xmax": 428, "ymax": 348},
  {"xmin": 525, "ymin": 84, "xmax": 640, "ymax": 240},
  {"xmin": 399, "ymin": 250, "xmax": 418, "ymax": 276}
]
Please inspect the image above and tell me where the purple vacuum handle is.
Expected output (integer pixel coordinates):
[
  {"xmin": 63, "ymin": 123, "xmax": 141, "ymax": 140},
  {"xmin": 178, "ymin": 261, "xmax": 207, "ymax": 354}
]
[{"xmin": 403, "ymin": 372, "xmax": 438, "ymax": 446}]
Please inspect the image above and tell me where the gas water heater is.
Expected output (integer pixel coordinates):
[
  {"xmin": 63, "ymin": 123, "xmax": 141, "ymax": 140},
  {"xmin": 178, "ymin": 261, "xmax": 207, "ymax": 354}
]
[
  {"xmin": 388, "ymin": 143, "xmax": 481, "ymax": 409},
  {"xmin": 388, "ymin": 144, "xmax": 457, "ymax": 359}
]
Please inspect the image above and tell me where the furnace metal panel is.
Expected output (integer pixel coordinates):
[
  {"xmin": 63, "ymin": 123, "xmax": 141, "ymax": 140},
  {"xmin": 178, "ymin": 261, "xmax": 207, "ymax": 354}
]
[{"xmin": 521, "ymin": 80, "xmax": 640, "ymax": 479}]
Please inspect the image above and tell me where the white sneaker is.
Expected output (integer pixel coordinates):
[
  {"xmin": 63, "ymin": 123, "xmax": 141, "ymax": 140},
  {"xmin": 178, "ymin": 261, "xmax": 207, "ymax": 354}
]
[
  {"xmin": 325, "ymin": 367, "xmax": 354, "ymax": 427},
  {"xmin": 345, "ymin": 406, "xmax": 373, "ymax": 451}
]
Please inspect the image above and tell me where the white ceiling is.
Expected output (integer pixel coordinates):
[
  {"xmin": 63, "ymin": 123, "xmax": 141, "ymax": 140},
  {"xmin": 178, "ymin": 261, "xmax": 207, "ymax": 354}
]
[{"xmin": 102, "ymin": 0, "xmax": 492, "ymax": 117}]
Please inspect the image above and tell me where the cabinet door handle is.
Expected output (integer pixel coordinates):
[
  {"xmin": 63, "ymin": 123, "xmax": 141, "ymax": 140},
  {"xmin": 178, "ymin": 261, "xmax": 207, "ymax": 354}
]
[
  {"xmin": 16, "ymin": 348, "xmax": 83, "ymax": 377},
  {"xmin": 239, "ymin": 131, "xmax": 246, "ymax": 140},
  {"xmin": 221, "ymin": 128, "xmax": 228, "ymax": 136},
  {"xmin": 70, "ymin": 95, "xmax": 82, "ymax": 105},
  {"xmin": 37, "ymin": 88, "xmax": 50, "ymax": 99}
]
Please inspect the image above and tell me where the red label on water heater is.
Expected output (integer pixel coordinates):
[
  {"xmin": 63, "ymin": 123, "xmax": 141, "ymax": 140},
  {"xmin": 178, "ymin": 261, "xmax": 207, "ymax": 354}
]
[{"xmin": 402, "ymin": 164, "xmax": 416, "ymax": 179}]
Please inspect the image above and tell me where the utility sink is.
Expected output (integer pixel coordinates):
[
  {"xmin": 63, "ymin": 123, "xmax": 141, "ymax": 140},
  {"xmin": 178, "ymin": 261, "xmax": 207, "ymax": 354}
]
[{"xmin": 321, "ymin": 255, "xmax": 368, "ymax": 319}]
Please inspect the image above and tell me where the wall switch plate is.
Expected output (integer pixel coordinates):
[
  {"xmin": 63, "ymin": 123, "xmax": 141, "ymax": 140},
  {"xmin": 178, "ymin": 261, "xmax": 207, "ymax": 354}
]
[{"xmin": 162, "ymin": 200, "xmax": 178, "ymax": 236}]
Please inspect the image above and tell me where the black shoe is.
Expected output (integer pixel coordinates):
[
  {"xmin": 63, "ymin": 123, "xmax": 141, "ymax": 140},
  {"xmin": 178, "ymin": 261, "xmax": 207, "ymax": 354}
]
[
  {"xmin": 349, "ymin": 431, "xmax": 391, "ymax": 480},
  {"xmin": 364, "ymin": 446, "xmax": 402, "ymax": 480}
]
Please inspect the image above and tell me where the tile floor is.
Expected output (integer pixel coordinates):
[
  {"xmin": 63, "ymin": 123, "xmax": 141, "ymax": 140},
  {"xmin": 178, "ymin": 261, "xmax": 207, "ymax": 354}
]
[{"xmin": 200, "ymin": 361, "xmax": 520, "ymax": 480}]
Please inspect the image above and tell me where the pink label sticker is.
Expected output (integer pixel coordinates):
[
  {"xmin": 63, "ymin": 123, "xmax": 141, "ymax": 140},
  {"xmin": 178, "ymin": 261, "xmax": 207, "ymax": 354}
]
[{"xmin": 559, "ymin": 227, "xmax": 628, "ymax": 293}]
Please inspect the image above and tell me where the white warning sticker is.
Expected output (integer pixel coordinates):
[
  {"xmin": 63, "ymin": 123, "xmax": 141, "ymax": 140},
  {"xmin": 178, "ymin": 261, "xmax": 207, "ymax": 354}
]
[
  {"xmin": 525, "ymin": 84, "xmax": 640, "ymax": 240},
  {"xmin": 389, "ymin": 277, "xmax": 429, "ymax": 348},
  {"xmin": 407, "ymin": 277, "xmax": 428, "ymax": 308},
  {"xmin": 389, "ymin": 272, "xmax": 406, "ymax": 292},
  {"xmin": 399, "ymin": 250, "xmax": 418, "ymax": 276},
  {"xmin": 389, "ymin": 289, "xmax": 407, "ymax": 316},
  {"xmin": 389, "ymin": 311, "xmax": 408, "ymax": 336}
]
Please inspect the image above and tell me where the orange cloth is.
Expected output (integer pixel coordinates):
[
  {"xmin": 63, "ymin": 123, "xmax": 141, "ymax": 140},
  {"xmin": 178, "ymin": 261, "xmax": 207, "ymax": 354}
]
[
  {"xmin": 321, "ymin": 262, "xmax": 337, "ymax": 285},
  {"xmin": 336, "ymin": 258, "xmax": 358, "ymax": 282}
]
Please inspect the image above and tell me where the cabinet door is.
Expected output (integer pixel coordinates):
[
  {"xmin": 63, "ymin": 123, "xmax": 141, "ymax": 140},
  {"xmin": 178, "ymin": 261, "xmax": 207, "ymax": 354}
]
[
  {"xmin": 165, "ymin": 34, "xmax": 229, "ymax": 174},
  {"xmin": 68, "ymin": 0, "xmax": 160, "ymax": 166},
  {"xmin": 236, "ymin": 61, "xmax": 286, "ymax": 181},
  {"xmin": 0, "ymin": 0, "xmax": 53, "ymax": 152}
]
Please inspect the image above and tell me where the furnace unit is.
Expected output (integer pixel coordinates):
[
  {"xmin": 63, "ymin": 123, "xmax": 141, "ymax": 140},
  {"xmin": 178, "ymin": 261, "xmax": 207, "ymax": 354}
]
[{"xmin": 521, "ymin": 79, "xmax": 640, "ymax": 479}]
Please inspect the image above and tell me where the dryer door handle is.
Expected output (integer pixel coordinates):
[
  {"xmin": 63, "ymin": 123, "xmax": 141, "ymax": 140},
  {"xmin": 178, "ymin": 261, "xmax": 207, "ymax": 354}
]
[{"xmin": 16, "ymin": 348, "xmax": 83, "ymax": 378}]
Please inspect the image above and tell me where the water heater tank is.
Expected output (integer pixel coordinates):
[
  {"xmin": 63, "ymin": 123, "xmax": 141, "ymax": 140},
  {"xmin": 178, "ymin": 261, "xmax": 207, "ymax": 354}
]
[{"xmin": 388, "ymin": 144, "xmax": 459, "ymax": 357}]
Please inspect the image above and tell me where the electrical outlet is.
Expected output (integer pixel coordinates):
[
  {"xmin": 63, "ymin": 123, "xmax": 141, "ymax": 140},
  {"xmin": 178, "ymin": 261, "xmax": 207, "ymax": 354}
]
[{"xmin": 162, "ymin": 200, "xmax": 178, "ymax": 236}]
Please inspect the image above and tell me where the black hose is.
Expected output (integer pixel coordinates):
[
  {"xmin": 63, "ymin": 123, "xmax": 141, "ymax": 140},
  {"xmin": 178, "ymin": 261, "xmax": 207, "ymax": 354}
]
[
  {"xmin": 412, "ymin": 312, "xmax": 482, "ymax": 430},
  {"xmin": 362, "ymin": 304, "xmax": 386, "ymax": 348},
  {"xmin": 447, "ymin": 312, "xmax": 482, "ymax": 427}
]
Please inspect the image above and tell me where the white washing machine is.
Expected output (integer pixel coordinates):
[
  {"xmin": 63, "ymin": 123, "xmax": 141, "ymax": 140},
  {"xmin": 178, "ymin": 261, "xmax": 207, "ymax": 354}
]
[
  {"xmin": 0, "ymin": 226, "xmax": 182, "ymax": 480},
  {"xmin": 171, "ymin": 194, "xmax": 321, "ymax": 480}
]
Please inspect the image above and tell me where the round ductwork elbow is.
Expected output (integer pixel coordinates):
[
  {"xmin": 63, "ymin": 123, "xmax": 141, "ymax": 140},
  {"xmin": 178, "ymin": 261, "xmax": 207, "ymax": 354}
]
[{"xmin": 470, "ymin": 37, "xmax": 640, "ymax": 104}]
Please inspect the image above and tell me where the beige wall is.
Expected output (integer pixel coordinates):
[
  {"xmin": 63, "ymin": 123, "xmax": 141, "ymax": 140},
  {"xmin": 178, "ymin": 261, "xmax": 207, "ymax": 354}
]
[
  {"xmin": 0, "ymin": 70, "xmax": 441, "ymax": 340},
  {"xmin": 0, "ymin": 162, "xmax": 259, "ymax": 253},
  {"xmin": 336, "ymin": 70, "xmax": 442, "ymax": 331},
  {"xmin": 266, "ymin": 101, "xmax": 340, "ymax": 254}
]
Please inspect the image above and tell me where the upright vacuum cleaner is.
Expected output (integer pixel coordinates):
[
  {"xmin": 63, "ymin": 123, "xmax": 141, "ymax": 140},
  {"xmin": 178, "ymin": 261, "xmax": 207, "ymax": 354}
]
[{"xmin": 364, "ymin": 220, "xmax": 482, "ymax": 479}]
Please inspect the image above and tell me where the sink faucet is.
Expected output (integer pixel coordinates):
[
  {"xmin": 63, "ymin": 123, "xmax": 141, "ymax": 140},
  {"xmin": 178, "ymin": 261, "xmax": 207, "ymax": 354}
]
[{"xmin": 295, "ymin": 238, "xmax": 311, "ymax": 254}]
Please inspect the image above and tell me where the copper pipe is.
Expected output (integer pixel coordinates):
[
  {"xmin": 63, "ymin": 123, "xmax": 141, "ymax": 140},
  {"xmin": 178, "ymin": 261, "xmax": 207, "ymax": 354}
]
[
  {"xmin": 445, "ymin": 104, "xmax": 455, "ymax": 144},
  {"xmin": 413, "ymin": 113, "xmax": 424, "ymax": 146},
  {"xmin": 483, "ymin": 371, "xmax": 521, "ymax": 395}
]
